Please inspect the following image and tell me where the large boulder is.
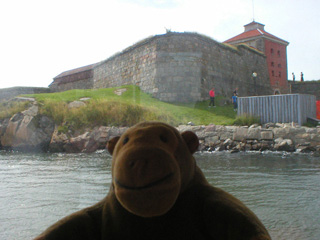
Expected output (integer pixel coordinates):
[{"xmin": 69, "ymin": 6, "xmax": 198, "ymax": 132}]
[
  {"xmin": 48, "ymin": 128, "xmax": 70, "ymax": 153},
  {"xmin": 274, "ymin": 138, "xmax": 295, "ymax": 152},
  {"xmin": 0, "ymin": 104, "xmax": 55, "ymax": 151}
]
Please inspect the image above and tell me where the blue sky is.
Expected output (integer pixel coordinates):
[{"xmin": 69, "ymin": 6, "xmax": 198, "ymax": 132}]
[{"xmin": 1, "ymin": 0, "xmax": 319, "ymax": 88}]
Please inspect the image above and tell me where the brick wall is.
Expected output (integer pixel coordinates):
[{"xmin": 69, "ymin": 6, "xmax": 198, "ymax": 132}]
[{"xmin": 264, "ymin": 39, "xmax": 288, "ymax": 93}]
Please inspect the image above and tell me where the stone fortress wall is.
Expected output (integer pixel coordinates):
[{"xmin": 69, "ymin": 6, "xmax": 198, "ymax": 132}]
[
  {"xmin": 289, "ymin": 81, "xmax": 320, "ymax": 100},
  {"xmin": 0, "ymin": 87, "xmax": 50, "ymax": 102},
  {"xmin": 50, "ymin": 32, "xmax": 273, "ymax": 102}
]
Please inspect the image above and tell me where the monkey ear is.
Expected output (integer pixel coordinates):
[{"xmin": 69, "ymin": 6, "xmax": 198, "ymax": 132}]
[
  {"xmin": 107, "ymin": 136, "xmax": 120, "ymax": 155},
  {"xmin": 181, "ymin": 131, "xmax": 199, "ymax": 154}
]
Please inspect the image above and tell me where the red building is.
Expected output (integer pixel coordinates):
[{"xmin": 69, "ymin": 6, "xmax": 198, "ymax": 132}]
[{"xmin": 224, "ymin": 21, "xmax": 289, "ymax": 94}]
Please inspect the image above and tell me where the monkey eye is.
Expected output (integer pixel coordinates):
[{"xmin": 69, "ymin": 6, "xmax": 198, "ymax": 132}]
[
  {"xmin": 160, "ymin": 135, "xmax": 168, "ymax": 143},
  {"xmin": 123, "ymin": 137, "xmax": 129, "ymax": 145}
]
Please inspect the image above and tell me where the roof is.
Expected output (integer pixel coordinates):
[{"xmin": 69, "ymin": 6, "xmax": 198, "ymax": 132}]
[
  {"xmin": 54, "ymin": 63, "xmax": 98, "ymax": 79},
  {"xmin": 224, "ymin": 28, "xmax": 289, "ymax": 46}
]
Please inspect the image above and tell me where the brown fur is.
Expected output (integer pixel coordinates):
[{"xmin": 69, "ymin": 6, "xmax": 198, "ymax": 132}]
[{"xmin": 34, "ymin": 122, "xmax": 271, "ymax": 240}]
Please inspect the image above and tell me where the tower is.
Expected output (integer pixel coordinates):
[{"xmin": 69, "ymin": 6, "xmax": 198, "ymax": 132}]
[{"xmin": 224, "ymin": 21, "xmax": 289, "ymax": 94}]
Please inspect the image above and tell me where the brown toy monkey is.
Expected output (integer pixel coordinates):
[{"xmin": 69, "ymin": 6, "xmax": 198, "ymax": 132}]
[{"xmin": 34, "ymin": 121, "xmax": 271, "ymax": 240}]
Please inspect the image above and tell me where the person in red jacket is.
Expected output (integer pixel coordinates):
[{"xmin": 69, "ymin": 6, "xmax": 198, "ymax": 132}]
[{"xmin": 209, "ymin": 88, "xmax": 215, "ymax": 107}]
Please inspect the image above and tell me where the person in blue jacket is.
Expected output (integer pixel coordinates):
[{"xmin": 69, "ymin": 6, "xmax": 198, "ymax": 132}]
[{"xmin": 232, "ymin": 92, "xmax": 238, "ymax": 111}]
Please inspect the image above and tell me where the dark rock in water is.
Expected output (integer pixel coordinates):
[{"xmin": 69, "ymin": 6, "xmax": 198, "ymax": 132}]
[
  {"xmin": 298, "ymin": 146, "xmax": 317, "ymax": 153},
  {"xmin": 230, "ymin": 149, "xmax": 239, "ymax": 153}
]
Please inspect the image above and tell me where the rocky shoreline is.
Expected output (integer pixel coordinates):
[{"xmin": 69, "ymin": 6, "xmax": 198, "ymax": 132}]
[{"xmin": 0, "ymin": 101, "xmax": 319, "ymax": 154}]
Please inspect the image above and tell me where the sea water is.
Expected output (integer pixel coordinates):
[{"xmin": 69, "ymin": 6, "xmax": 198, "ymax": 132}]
[{"xmin": 0, "ymin": 151, "xmax": 319, "ymax": 240}]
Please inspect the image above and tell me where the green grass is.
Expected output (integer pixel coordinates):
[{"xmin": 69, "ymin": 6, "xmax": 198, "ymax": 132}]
[
  {"xmin": 1, "ymin": 85, "xmax": 237, "ymax": 130},
  {"xmin": 0, "ymin": 101, "xmax": 31, "ymax": 119}
]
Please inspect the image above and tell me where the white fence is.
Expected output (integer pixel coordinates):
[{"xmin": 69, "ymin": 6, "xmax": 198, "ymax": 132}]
[{"xmin": 238, "ymin": 94, "xmax": 316, "ymax": 125}]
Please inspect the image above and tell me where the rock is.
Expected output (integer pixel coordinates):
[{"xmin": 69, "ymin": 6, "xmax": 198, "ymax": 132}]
[
  {"xmin": 204, "ymin": 124, "xmax": 216, "ymax": 132},
  {"xmin": 230, "ymin": 148, "xmax": 239, "ymax": 153},
  {"xmin": 305, "ymin": 128, "xmax": 318, "ymax": 134},
  {"xmin": 114, "ymin": 88, "xmax": 127, "ymax": 95},
  {"xmin": 83, "ymin": 127, "xmax": 110, "ymax": 153},
  {"xmin": 68, "ymin": 101, "xmax": 86, "ymax": 109},
  {"xmin": 0, "ymin": 105, "xmax": 55, "ymax": 151},
  {"xmin": 247, "ymin": 127, "xmax": 261, "ymax": 140},
  {"xmin": 64, "ymin": 132, "xmax": 90, "ymax": 153},
  {"xmin": 310, "ymin": 133, "xmax": 320, "ymax": 142},
  {"xmin": 233, "ymin": 142, "xmax": 246, "ymax": 152},
  {"xmin": 218, "ymin": 126, "xmax": 234, "ymax": 141},
  {"xmin": 251, "ymin": 142, "xmax": 261, "ymax": 151},
  {"xmin": 274, "ymin": 138, "xmax": 295, "ymax": 152},
  {"xmin": 195, "ymin": 129, "xmax": 208, "ymax": 140},
  {"xmin": 187, "ymin": 122, "xmax": 195, "ymax": 126},
  {"xmin": 108, "ymin": 126, "xmax": 128, "ymax": 139},
  {"xmin": 0, "ymin": 118, "xmax": 9, "ymax": 136},
  {"xmin": 80, "ymin": 97, "xmax": 91, "ymax": 101},
  {"xmin": 12, "ymin": 97, "xmax": 36, "ymax": 102},
  {"xmin": 259, "ymin": 142, "xmax": 272, "ymax": 151},
  {"xmin": 297, "ymin": 146, "xmax": 316, "ymax": 153},
  {"xmin": 176, "ymin": 125, "xmax": 192, "ymax": 133},
  {"xmin": 22, "ymin": 104, "xmax": 38, "ymax": 116},
  {"xmin": 48, "ymin": 126, "xmax": 129, "ymax": 153},
  {"xmin": 263, "ymin": 122, "xmax": 276, "ymax": 128},
  {"xmin": 261, "ymin": 130, "xmax": 273, "ymax": 140},
  {"xmin": 204, "ymin": 136, "xmax": 220, "ymax": 146},
  {"xmin": 0, "ymin": 118, "xmax": 9, "ymax": 149},
  {"xmin": 272, "ymin": 128, "xmax": 288, "ymax": 139},
  {"xmin": 245, "ymin": 143, "xmax": 252, "ymax": 151},
  {"xmin": 297, "ymin": 142, "xmax": 311, "ymax": 147},
  {"xmin": 233, "ymin": 127, "xmax": 248, "ymax": 141},
  {"xmin": 49, "ymin": 128, "xmax": 69, "ymax": 152},
  {"xmin": 198, "ymin": 140, "xmax": 207, "ymax": 151},
  {"xmin": 220, "ymin": 139, "xmax": 234, "ymax": 150},
  {"xmin": 275, "ymin": 123, "xmax": 285, "ymax": 128}
]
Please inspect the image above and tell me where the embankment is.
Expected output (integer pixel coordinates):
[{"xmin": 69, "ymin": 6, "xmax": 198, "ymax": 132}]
[
  {"xmin": 0, "ymin": 100, "xmax": 319, "ymax": 154},
  {"xmin": 46, "ymin": 123, "xmax": 320, "ymax": 154}
]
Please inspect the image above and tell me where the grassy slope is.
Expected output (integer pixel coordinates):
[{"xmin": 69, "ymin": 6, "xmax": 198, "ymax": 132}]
[{"xmin": 22, "ymin": 85, "xmax": 236, "ymax": 127}]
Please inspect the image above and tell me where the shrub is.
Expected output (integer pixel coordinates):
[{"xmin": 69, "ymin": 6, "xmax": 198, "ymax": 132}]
[
  {"xmin": 37, "ymin": 98, "xmax": 176, "ymax": 132},
  {"xmin": 234, "ymin": 114, "xmax": 261, "ymax": 126},
  {"xmin": 38, "ymin": 100, "xmax": 68, "ymax": 125},
  {"xmin": 0, "ymin": 101, "xmax": 30, "ymax": 120}
]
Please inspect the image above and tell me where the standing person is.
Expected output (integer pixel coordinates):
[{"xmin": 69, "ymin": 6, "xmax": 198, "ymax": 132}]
[
  {"xmin": 232, "ymin": 92, "xmax": 238, "ymax": 111},
  {"xmin": 292, "ymin": 72, "xmax": 295, "ymax": 82},
  {"xmin": 208, "ymin": 88, "xmax": 215, "ymax": 107},
  {"xmin": 233, "ymin": 87, "xmax": 238, "ymax": 96},
  {"xmin": 301, "ymin": 72, "xmax": 304, "ymax": 81}
]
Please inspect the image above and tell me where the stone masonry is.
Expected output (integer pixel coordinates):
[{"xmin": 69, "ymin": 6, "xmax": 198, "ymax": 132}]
[
  {"xmin": 0, "ymin": 87, "xmax": 50, "ymax": 102},
  {"xmin": 51, "ymin": 32, "xmax": 273, "ymax": 102},
  {"xmin": 289, "ymin": 81, "xmax": 320, "ymax": 100}
]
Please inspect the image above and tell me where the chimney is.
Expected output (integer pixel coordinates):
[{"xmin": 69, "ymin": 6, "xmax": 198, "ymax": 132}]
[{"xmin": 244, "ymin": 21, "xmax": 265, "ymax": 32}]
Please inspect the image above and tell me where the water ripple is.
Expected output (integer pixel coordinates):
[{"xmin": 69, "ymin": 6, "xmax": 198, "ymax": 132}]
[{"xmin": 0, "ymin": 151, "xmax": 320, "ymax": 240}]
